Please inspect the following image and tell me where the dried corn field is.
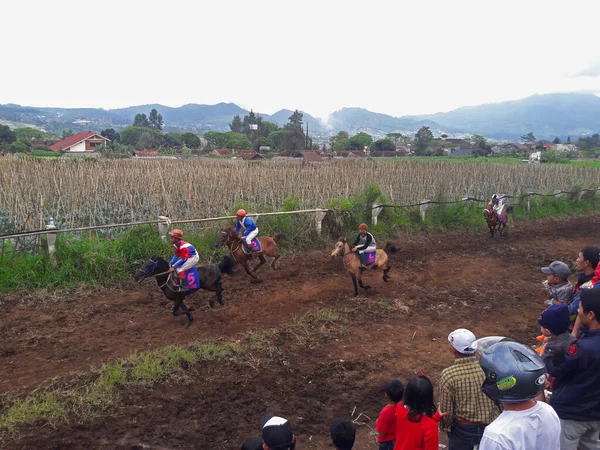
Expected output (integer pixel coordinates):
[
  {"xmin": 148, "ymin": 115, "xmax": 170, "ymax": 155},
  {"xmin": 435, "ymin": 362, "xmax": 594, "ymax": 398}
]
[{"xmin": 1, "ymin": 158, "xmax": 600, "ymax": 230}]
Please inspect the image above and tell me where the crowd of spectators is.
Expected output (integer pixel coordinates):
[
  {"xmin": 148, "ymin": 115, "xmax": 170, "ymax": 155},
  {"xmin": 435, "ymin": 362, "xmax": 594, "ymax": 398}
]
[{"xmin": 241, "ymin": 246, "xmax": 600, "ymax": 450}]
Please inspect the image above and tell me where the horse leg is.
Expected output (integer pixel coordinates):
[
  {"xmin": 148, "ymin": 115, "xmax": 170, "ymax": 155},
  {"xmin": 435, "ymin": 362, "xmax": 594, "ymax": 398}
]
[
  {"xmin": 358, "ymin": 272, "xmax": 371, "ymax": 290},
  {"xmin": 489, "ymin": 225, "xmax": 494, "ymax": 238},
  {"xmin": 172, "ymin": 298, "xmax": 183, "ymax": 316},
  {"xmin": 270, "ymin": 252, "xmax": 280, "ymax": 270},
  {"xmin": 383, "ymin": 266, "xmax": 391, "ymax": 282},
  {"xmin": 253, "ymin": 254, "xmax": 267, "ymax": 272},
  {"xmin": 350, "ymin": 273, "xmax": 359, "ymax": 296},
  {"xmin": 216, "ymin": 280, "xmax": 224, "ymax": 305},
  {"xmin": 179, "ymin": 301, "xmax": 193, "ymax": 327},
  {"xmin": 241, "ymin": 260, "xmax": 259, "ymax": 280}
]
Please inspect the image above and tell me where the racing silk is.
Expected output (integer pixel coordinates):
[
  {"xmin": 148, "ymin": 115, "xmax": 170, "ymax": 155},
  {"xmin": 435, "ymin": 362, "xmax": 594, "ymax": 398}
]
[
  {"xmin": 169, "ymin": 240, "xmax": 198, "ymax": 269},
  {"xmin": 352, "ymin": 232, "xmax": 376, "ymax": 251},
  {"xmin": 490, "ymin": 197, "xmax": 505, "ymax": 216},
  {"xmin": 234, "ymin": 216, "xmax": 258, "ymax": 237}
]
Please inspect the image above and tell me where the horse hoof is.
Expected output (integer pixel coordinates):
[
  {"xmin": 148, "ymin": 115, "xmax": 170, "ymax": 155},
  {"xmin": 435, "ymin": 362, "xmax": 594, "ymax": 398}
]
[
  {"xmin": 209, "ymin": 301, "xmax": 215, "ymax": 308},
  {"xmin": 185, "ymin": 318, "xmax": 193, "ymax": 328},
  {"xmin": 218, "ymin": 299, "xmax": 224, "ymax": 305}
]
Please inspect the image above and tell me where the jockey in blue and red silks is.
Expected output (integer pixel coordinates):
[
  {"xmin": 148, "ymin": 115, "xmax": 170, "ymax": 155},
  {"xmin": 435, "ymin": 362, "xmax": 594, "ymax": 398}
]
[
  {"xmin": 168, "ymin": 229, "xmax": 199, "ymax": 284},
  {"xmin": 490, "ymin": 194, "xmax": 505, "ymax": 224},
  {"xmin": 234, "ymin": 209, "xmax": 258, "ymax": 250}
]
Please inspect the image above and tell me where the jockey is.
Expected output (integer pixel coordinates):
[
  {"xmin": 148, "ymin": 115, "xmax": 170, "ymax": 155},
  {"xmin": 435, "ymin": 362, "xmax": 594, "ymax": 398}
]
[
  {"xmin": 351, "ymin": 223, "xmax": 376, "ymax": 269},
  {"xmin": 234, "ymin": 209, "xmax": 258, "ymax": 249},
  {"xmin": 168, "ymin": 229, "xmax": 199, "ymax": 284},
  {"xmin": 489, "ymin": 194, "xmax": 505, "ymax": 223}
]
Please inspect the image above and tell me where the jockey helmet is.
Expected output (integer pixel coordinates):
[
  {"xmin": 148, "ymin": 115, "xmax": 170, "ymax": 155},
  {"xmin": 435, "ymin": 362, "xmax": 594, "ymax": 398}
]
[
  {"xmin": 492, "ymin": 194, "xmax": 499, "ymax": 203},
  {"xmin": 236, "ymin": 209, "xmax": 246, "ymax": 218},
  {"xmin": 359, "ymin": 223, "xmax": 368, "ymax": 231},
  {"xmin": 169, "ymin": 229, "xmax": 183, "ymax": 239},
  {"xmin": 479, "ymin": 341, "xmax": 546, "ymax": 404}
]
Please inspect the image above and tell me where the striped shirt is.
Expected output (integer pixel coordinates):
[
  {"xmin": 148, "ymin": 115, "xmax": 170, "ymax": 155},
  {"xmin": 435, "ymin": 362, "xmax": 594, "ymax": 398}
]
[{"xmin": 439, "ymin": 356, "xmax": 501, "ymax": 432}]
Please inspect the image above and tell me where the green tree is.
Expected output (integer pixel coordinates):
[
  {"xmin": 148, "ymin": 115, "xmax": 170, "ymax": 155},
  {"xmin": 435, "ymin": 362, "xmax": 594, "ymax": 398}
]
[
  {"xmin": 204, "ymin": 131, "xmax": 229, "ymax": 149},
  {"xmin": 288, "ymin": 110, "xmax": 303, "ymax": 127},
  {"xmin": 386, "ymin": 132, "xmax": 407, "ymax": 146},
  {"xmin": 61, "ymin": 129, "xmax": 74, "ymax": 139},
  {"xmin": 268, "ymin": 130, "xmax": 286, "ymax": 150},
  {"xmin": 100, "ymin": 128, "xmax": 120, "ymax": 142},
  {"xmin": 148, "ymin": 109, "xmax": 164, "ymax": 131},
  {"xmin": 521, "ymin": 132, "xmax": 536, "ymax": 143},
  {"xmin": 567, "ymin": 136, "xmax": 571, "ymax": 143},
  {"xmin": 180, "ymin": 132, "xmax": 201, "ymax": 148},
  {"xmin": 14, "ymin": 127, "xmax": 46, "ymax": 142},
  {"xmin": 0, "ymin": 124, "xmax": 17, "ymax": 146},
  {"xmin": 348, "ymin": 132, "xmax": 373, "ymax": 151},
  {"xmin": 470, "ymin": 134, "xmax": 491, "ymax": 157},
  {"xmin": 330, "ymin": 131, "xmax": 349, "ymax": 150},
  {"xmin": 371, "ymin": 139, "xmax": 396, "ymax": 152},
  {"xmin": 97, "ymin": 142, "xmax": 133, "ymax": 158},
  {"xmin": 254, "ymin": 136, "xmax": 272, "ymax": 151},
  {"xmin": 285, "ymin": 126, "xmax": 306, "ymax": 155},
  {"xmin": 227, "ymin": 132, "xmax": 251, "ymax": 150},
  {"xmin": 260, "ymin": 121, "xmax": 279, "ymax": 138},
  {"xmin": 414, "ymin": 126, "xmax": 433, "ymax": 155},
  {"xmin": 552, "ymin": 136, "xmax": 561, "ymax": 144},
  {"xmin": 120, "ymin": 126, "xmax": 165, "ymax": 149},
  {"xmin": 133, "ymin": 113, "xmax": 151, "ymax": 128},
  {"xmin": 229, "ymin": 115, "xmax": 243, "ymax": 133},
  {"xmin": 9, "ymin": 140, "xmax": 30, "ymax": 153}
]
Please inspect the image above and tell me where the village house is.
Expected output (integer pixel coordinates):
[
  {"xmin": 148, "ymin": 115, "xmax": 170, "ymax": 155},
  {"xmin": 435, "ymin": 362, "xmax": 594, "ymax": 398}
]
[{"xmin": 49, "ymin": 131, "xmax": 109, "ymax": 153}]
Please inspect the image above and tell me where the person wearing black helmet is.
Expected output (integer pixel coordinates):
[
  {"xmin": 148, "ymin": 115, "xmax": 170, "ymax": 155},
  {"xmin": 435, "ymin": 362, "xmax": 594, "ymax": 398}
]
[{"xmin": 478, "ymin": 341, "xmax": 560, "ymax": 450}]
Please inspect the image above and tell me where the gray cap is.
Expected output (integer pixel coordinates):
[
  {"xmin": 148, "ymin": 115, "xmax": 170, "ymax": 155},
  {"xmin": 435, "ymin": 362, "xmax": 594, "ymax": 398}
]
[{"xmin": 541, "ymin": 261, "xmax": 571, "ymax": 280}]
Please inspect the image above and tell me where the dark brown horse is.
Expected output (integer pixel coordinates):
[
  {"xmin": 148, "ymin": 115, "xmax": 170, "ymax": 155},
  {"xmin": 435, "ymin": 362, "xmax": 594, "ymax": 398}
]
[
  {"xmin": 134, "ymin": 255, "xmax": 234, "ymax": 327},
  {"xmin": 215, "ymin": 226, "xmax": 281, "ymax": 280},
  {"xmin": 483, "ymin": 204, "xmax": 513, "ymax": 238}
]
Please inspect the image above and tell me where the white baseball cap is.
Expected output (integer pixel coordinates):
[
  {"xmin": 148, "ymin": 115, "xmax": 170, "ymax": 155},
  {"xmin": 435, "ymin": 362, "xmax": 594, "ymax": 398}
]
[{"xmin": 448, "ymin": 328, "xmax": 477, "ymax": 355}]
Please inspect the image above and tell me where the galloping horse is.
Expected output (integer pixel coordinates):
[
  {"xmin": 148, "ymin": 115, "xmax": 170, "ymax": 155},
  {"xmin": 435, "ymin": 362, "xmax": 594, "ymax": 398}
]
[
  {"xmin": 331, "ymin": 237, "xmax": 397, "ymax": 296},
  {"xmin": 216, "ymin": 226, "xmax": 281, "ymax": 280},
  {"xmin": 134, "ymin": 255, "xmax": 235, "ymax": 327},
  {"xmin": 483, "ymin": 204, "xmax": 513, "ymax": 238}
]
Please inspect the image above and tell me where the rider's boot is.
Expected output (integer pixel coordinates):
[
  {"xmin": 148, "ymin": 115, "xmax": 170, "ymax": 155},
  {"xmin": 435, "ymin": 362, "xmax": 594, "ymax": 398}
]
[{"xmin": 358, "ymin": 253, "xmax": 367, "ymax": 269}]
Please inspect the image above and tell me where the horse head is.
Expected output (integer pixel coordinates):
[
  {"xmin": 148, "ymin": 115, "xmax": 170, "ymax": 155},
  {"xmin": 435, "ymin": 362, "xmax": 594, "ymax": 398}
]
[
  {"xmin": 134, "ymin": 255, "xmax": 167, "ymax": 282},
  {"xmin": 216, "ymin": 226, "xmax": 237, "ymax": 248},
  {"xmin": 483, "ymin": 204, "xmax": 494, "ymax": 222},
  {"xmin": 331, "ymin": 237, "xmax": 347, "ymax": 257}
]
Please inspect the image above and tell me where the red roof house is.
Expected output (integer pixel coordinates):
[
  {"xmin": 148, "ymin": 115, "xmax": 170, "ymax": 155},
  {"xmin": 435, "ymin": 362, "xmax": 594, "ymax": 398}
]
[
  {"xmin": 237, "ymin": 150, "xmax": 264, "ymax": 160},
  {"xmin": 49, "ymin": 132, "xmax": 109, "ymax": 153}
]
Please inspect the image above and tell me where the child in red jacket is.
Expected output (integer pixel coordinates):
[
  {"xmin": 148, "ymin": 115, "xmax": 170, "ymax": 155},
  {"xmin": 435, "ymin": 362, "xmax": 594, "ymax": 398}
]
[{"xmin": 376, "ymin": 379, "xmax": 405, "ymax": 450}]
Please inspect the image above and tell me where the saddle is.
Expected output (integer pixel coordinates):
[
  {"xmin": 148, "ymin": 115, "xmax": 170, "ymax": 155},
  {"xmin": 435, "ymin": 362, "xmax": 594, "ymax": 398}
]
[
  {"xmin": 242, "ymin": 238, "xmax": 262, "ymax": 254},
  {"xmin": 363, "ymin": 251, "xmax": 377, "ymax": 266}
]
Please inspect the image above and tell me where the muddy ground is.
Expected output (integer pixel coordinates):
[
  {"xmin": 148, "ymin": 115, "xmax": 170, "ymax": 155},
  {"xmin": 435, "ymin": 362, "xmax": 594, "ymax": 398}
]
[{"xmin": 1, "ymin": 215, "xmax": 599, "ymax": 449}]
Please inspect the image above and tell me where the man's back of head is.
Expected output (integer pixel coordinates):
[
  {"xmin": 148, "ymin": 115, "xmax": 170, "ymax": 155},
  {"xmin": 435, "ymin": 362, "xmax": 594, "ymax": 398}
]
[{"xmin": 330, "ymin": 419, "xmax": 356, "ymax": 450}]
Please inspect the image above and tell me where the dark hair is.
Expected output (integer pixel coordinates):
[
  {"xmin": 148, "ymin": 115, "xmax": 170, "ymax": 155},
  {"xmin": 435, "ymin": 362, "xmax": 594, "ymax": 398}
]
[
  {"xmin": 404, "ymin": 375, "xmax": 436, "ymax": 423},
  {"xmin": 581, "ymin": 288, "xmax": 600, "ymax": 320},
  {"xmin": 581, "ymin": 246, "xmax": 600, "ymax": 269},
  {"xmin": 241, "ymin": 437, "xmax": 263, "ymax": 450},
  {"xmin": 385, "ymin": 378, "xmax": 405, "ymax": 403},
  {"xmin": 330, "ymin": 419, "xmax": 356, "ymax": 450}
]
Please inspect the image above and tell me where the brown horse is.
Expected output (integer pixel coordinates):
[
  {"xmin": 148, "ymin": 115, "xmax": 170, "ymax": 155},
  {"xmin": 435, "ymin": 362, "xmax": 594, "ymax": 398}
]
[
  {"xmin": 216, "ymin": 226, "xmax": 281, "ymax": 280},
  {"xmin": 483, "ymin": 204, "xmax": 512, "ymax": 238},
  {"xmin": 331, "ymin": 237, "xmax": 397, "ymax": 296}
]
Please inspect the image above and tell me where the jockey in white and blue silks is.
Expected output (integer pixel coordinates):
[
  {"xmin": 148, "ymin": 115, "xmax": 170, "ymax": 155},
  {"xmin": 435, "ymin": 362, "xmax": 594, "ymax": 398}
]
[
  {"xmin": 167, "ymin": 229, "xmax": 200, "ymax": 282},
  {"xmin": 490, "ymin": 194, "xmax": 505, "ymax": 223},
  {"xmin": 234, "ymin": 209, "xmax": 258, "ymax": 248}
]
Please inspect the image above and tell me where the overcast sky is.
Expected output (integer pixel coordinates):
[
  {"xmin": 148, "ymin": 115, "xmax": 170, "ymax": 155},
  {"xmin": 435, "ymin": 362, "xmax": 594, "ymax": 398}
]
[{"xmin": 2, "ymin": 0, "xmax": 599, "ymax": 118}]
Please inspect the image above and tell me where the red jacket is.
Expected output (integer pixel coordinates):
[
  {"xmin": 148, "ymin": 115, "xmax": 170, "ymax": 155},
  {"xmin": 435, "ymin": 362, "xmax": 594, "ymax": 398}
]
[{"xmin": 394, "ymin": 404, "xmax": 439, "ymax": 450}]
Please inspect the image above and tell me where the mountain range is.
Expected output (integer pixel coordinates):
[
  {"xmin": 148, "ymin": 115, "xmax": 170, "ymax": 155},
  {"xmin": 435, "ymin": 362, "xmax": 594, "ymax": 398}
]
[{"xmin": 1, "ymin": 93, "xmax": 600, "ymax": 140}]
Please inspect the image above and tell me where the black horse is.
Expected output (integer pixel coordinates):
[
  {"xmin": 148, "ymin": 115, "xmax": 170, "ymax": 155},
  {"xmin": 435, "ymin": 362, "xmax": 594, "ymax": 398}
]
[{"xmin": 134, "ymin": 255, "xmax": 235, "ymax": 327}]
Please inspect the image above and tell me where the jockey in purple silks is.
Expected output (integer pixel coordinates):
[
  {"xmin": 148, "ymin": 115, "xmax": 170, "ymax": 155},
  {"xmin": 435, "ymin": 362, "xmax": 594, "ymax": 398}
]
[{"xmin": 489, "ymin": 194, "xmax": 505, "ymax": 223}]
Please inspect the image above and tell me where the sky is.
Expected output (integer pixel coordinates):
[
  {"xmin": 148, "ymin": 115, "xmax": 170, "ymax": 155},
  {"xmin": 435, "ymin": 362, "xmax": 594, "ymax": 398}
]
[{"xmin": 2, "ymin": 0, "xmax": 600, "ymax": 119}]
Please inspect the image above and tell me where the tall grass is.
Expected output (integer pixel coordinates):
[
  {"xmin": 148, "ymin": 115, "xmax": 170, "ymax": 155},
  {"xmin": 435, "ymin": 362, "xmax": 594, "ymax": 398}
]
[{"xmin": 1, "ymin": 158, "xmax": 599, "ymax": 231}]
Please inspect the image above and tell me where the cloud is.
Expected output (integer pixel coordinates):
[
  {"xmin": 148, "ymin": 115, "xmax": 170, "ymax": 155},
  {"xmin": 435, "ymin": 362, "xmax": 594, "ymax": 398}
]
[{"xmin": 571, "ymin": 60, "xmax": 600, "ymax": 77}]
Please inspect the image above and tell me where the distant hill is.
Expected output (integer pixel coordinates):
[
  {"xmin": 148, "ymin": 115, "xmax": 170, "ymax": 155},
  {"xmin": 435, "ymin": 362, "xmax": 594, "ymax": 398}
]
[{"xmin": 1, "ymin": 93, "xmax": 599, "ymax": 139}]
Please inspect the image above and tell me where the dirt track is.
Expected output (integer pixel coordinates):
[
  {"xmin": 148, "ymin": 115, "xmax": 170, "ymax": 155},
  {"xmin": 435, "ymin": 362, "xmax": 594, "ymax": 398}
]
[{"xmin": 1, "ymin": 215, "xmax": 599, "ymax": 449}]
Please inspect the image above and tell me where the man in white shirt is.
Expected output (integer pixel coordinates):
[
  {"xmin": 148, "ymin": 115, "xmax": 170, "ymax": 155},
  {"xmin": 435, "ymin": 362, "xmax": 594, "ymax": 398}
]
[{"xmin": 478, "ymin": 340, "xmax": 560, "ymax": 450}]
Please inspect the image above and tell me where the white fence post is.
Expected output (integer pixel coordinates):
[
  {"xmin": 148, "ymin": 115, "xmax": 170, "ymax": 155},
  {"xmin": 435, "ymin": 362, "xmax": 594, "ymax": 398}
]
[
  {"xmin": 420, "ymin": 200, "xmax": 430, "ymax": 221},
  {"xmin": 554, "ymin": 190, "xmax": 563, "ymax": 198},
  {"xmin": 158, "ymin": 216, "xmax": 170, "ymax": 240},
  {"xmin": 315, "ymin": 210, "xmax": 327, "ymax": 235},
  {"xmin": 372, "ymin": 203, "xmax": 384, "ymax": 225},
  {"xmin": 46, "ymin": 218, "xmax": 57, "ymax": 265}
]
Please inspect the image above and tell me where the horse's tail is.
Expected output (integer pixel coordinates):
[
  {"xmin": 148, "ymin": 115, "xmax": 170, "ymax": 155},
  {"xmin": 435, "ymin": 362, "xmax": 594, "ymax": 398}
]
[
  {"xmin": 383, "ymin": 241, "xmax": 398, "ymax": 254},
  {"xmin": 273, "ymin": 233, "xmax": 285, "ymax": 243},
  {"xmin": 218, "ymin": 255, "xmax": 236, "ymax": 274},
  {"xmin": 506, "ymin": 205, "xmax": 514, "ymax": 214}
]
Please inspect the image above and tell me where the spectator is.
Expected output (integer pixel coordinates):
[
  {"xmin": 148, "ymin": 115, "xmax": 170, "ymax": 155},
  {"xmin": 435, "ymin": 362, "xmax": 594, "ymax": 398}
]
[
  {"xmin": 571, "ymin": 246, "xmax": 600, "ymax": 337},
  {"xmin": 439, "ymin": 329, "xmax": 501, "ymax": 450},
  {"xmin": 260, "ymin": 414, "xmax": 296, "ymax": 450},
  {"xmin": 394, "ymin": 374, "xmax": 439, "ymax": 450},
  {"xmin": 547, "ymin": 288, "xmax": 600, "ymax": 450},
  {"xmin": 537, "ymin": 304, "xmax": 575, "ymax": 364},
  {"xmin": 330, "ymin": 419, "xmax": 356, "ymax": 450},
  {"xmin": 541, "ymin": 261, "xmax": 573, "ymax": 306},
  {"xmin": 478, "ymin": 341, "xmax": 560, "ymax": 450},
  {"xmin": 376, "ymin": 378, "xmax": 404, "ymax": 450},
  {"xmin": 241, "ymin": 437, "xmax": 263, "ymax": 450}
]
